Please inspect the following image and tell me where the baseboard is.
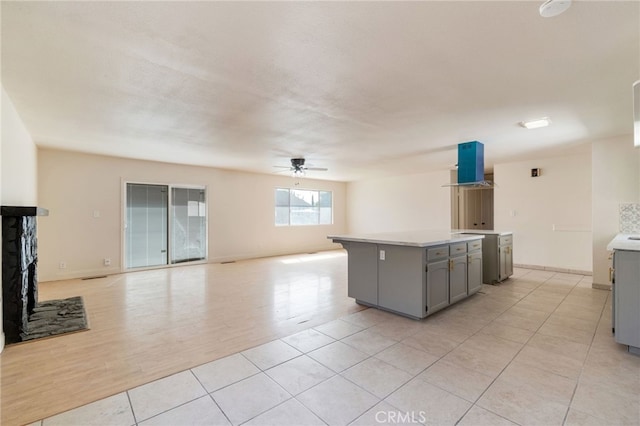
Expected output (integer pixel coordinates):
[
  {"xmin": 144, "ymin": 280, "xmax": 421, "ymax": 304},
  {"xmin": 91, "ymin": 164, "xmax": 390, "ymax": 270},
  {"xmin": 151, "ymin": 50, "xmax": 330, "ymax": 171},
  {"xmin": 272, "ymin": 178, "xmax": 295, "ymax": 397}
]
[
  {"xmin": 514, "ymin": 263, "xmax": 592, "ymax": 276},
  {"xmin": 0, "ymin": 331, "xmax": 5, "ymax": 354},
  {"xmin": 592, "ymin": 283, "xmax": 612, "ymax": 290}
]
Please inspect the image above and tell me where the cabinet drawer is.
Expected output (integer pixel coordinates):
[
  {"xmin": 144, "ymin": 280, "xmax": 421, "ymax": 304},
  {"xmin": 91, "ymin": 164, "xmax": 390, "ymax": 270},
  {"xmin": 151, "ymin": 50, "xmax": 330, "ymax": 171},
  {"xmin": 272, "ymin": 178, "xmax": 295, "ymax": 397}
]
[
  {"xmin": 467, "ymin": 240, "xmax": 482, "ymax": 252},
  {"xmin": 499, "ymin": 235, "xmax": 512, "ymax": 245},
  {"xmin": 427, "ymin": 245, "xmax": 449, "ymax": 261},
  {"xmin": 450, "ymin": 243, "xmax": 467, "ymax": 256}
]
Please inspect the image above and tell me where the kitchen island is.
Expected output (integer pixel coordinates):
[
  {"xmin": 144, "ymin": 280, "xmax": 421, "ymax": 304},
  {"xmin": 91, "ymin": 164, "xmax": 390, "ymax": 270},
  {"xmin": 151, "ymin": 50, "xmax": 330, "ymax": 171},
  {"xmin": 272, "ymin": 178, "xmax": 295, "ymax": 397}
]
[
  {"xmin": 328, "ymin": 230, "xmax": 484, "ymax": 319},
  {"xmin": 607, "ymin": 234, "xmax": 640, "ymax": 355},
  {"xmin": 453, "ymin": 230, "xmax": 514, "ymax": 284}
]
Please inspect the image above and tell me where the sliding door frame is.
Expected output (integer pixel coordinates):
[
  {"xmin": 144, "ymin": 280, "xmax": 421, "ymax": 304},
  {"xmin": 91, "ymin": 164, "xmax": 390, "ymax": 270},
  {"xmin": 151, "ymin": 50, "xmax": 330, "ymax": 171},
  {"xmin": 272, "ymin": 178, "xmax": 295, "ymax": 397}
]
[{"xmin": 121, "ymin": 179, "xmax": 209, "ymax": 272}]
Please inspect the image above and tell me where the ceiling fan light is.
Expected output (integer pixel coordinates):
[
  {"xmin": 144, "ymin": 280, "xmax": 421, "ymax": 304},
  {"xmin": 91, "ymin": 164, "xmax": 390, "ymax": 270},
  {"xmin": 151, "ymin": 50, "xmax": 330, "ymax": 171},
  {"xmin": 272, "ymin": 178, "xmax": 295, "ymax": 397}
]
[
  {"xmin": 539, "ymin": 0, "xmax": 572, "ymax": 18},
  {"xmin": 520, "ymin": 117, "xmax": 551, "ymax": 129}
]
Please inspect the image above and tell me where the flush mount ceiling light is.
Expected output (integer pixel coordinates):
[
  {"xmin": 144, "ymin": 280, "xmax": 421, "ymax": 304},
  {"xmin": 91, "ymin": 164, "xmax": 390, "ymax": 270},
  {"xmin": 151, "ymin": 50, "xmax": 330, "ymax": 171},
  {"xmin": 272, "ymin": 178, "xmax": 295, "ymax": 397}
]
[
  {"xmin": 539, "ymin": 0, "xmax": 572, "ymax": 18},
  {"xmin": 520, "ymin": 117, "xmax": 552, "ymax": 129}
]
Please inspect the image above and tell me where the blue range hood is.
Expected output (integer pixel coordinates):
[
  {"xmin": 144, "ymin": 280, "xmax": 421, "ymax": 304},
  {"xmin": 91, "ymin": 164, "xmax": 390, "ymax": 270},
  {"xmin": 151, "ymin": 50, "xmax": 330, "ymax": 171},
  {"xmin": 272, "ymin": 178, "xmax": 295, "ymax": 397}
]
[{"xmin": 458, "ymin": 141, "xmax": 484, "ymax": 184}]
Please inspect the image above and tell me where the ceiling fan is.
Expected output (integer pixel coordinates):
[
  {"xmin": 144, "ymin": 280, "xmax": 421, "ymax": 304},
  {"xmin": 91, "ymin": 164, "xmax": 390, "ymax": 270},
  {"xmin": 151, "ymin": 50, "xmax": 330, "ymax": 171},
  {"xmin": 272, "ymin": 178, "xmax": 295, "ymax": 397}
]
[{"xmin": 274, "ymin": 158, "xmax": 328, "ymax": 177}]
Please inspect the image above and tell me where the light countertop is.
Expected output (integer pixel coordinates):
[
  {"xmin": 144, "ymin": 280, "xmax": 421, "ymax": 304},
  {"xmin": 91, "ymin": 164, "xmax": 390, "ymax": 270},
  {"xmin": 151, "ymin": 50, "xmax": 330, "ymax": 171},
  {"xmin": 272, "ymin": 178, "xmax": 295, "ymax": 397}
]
[
  {"xmin": 327, "ymin": 230, "xmax": 484, "ymax": 248},
  {"xmin": 452, "ymin": 229, "xmax": 512, "ymax": 236},
  {"xmin": 607, "ymin": 234, "xmax": 640, "ymax": 251}
]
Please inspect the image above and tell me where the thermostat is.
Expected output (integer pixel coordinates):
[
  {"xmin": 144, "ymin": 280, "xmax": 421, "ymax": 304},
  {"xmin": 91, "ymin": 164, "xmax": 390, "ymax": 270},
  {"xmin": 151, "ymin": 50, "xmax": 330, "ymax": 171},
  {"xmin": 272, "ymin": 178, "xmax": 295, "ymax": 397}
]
[{"xmin": 531, "ymin": 168, "xmax": 541, "ymax": 177}]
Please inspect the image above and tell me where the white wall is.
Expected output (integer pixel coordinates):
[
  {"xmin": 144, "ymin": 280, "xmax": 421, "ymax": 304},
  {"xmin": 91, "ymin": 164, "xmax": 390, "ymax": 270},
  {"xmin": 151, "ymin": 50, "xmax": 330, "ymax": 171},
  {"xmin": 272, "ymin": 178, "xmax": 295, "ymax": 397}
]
[
  {"xmin": 1, "ymin": 86, "xmax": 39, "ymax": 353},
  {"xmin": 37, "ymin": 149, "xmax": 347, "ymax": 281},
  {"xmin": 591, "ymin": 136, "xmax": 640, "ymax": 287},
  {"xmin": 494, "ymin": 149, "xmax": 592, "ymax": 273},
  {"xmin": 347, "ymin": 170, "xmax": 451, "ymax": 234}
]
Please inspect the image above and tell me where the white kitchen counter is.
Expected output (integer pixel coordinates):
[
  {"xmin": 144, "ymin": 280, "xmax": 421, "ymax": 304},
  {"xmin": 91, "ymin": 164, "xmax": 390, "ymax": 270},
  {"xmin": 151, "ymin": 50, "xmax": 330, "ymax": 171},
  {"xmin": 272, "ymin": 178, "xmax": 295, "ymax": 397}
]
[
  {"xmin": 327, "ymin": 230, "xmax": 484, "ymax": 248},
  {"xmin": 607, "ymin": 234, "xmax": 640, "ymax": 251},
  {"xmin": 452, "ymin": 229, "xmax": 513, "ymax": 236}
]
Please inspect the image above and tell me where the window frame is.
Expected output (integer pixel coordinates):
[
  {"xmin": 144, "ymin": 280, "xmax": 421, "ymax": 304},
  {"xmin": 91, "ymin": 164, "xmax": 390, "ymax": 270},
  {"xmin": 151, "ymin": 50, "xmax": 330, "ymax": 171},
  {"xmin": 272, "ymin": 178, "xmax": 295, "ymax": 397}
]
[{"xmin": 275, "ymin": 187, "xmax": 333, "ymax": 227}]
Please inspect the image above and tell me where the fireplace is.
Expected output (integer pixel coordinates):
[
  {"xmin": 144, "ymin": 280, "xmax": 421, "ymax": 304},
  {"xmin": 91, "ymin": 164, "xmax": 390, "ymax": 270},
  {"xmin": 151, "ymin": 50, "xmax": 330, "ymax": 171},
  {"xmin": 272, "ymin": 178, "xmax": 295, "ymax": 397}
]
[{"xmin": 2, "ymin": 206, "xmax": 49, "ymax": 344}]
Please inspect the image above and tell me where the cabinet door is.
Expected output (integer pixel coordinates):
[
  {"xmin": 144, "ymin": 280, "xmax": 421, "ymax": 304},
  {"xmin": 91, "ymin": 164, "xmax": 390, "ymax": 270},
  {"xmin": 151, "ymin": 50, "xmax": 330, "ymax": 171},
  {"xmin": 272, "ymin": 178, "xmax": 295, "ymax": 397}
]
[
  {"xmin": 468, "ymin": 252, "xmax": 483, "ymax": 294},
  {"xmin": 449, "ymin": 256, "xmax": 468, "ymax": 303},
  {"xmin": 346, "ymin": 242, "xmax": 378, "ymax": 305},
  {"xmin": 426, "ymin": 259, "xmax": 449, "ymax": 315},
  {"xmin": 378, "ymin": 245, "xmax": 426, "ymax": 319},
  {"xmin": 499, "ymin": 246, "xmax": 507, "ymax": 281},
  {"xmin": 505, "ymin": 244, "xmax": 513, "ymax": 277},
  {"xmin": 613, "ymin": 250, "xmax": 640, "ymax": 348}
]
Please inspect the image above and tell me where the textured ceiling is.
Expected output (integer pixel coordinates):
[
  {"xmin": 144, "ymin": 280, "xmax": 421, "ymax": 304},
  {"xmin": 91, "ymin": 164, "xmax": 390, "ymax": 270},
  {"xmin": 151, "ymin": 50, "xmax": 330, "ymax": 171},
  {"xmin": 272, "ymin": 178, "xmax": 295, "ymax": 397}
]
[{"xmin": 2, "ymin": 1, "xmax": 639, "ymax": 181}]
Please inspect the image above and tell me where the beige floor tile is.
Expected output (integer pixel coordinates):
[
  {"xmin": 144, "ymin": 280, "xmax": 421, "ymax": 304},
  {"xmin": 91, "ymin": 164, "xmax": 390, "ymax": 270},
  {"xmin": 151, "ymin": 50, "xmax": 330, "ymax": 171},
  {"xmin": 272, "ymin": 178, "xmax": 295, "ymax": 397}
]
[
  {"xmin": 544, "ymin": 313, "xmax": 599, "ymax": 333},
  {"xmin": 417, "ymin": 319, "xmax": 475, "ymax": 343},
  {"xmin": 551, "ymin": 272, "xmax": 584, "ymax": 282},
  {"xmin": 554, "ymin": 303, "xmax": 603, "ymax": 322},
  {"xmin": 479, "ymin": 321, "xmax": 534, "ymax": 344},
  {"xmin": 418, "ymin": 359, "xmax": 495, "ymax": 402},
  {"xmin": 43, "ymin": 393, "xmax": 134, "ymax": 426},
  {"xmin": 441, "ymin": 345, "xmax": 513, "ymax": 378},
  {"xmin": 341, "ymin": 329, "xmax": 398, "ymax": 356},
  {"xmin": 477, "ymin": 378, "xmax": 569, "ymax": 426},
  {"xmin": 513, "ymin": 299, "xmax": 558, "ymax": 314},
  {"xmin": 401, "ymin": 329, "xmax": 461, "ymax": 358},
  {"xmin": 139, "ymin": 396, "xmax": 230, "ymax": 426},
  {"xmin": 340, "ymin": 308, "xmax": 395, "ymax": 329},
  {"xmin": 457, "ymin": 405, "xmax": 517, "ymax": 426},
  {"xmin": 342, "ymin": 357, "xmax": 413, "ymax": 398},
  {"xmin": 281, "ymin": 328, "xmax": 336, "ymax": 353},
  {"xmin": 527, "ymin": 333, "xmax": 590, "ymax": 362},
  {"xmin": 297, "ymin": 375, "xmax": 379, "ymax": 426},
  {"xmin": 537, "ymin": 321, "xmax": 595, "ymax": 345},
  {"xmin": 243, "ymin": 398, "xmax": 325, "ymax": 426},
  {"xmin": 374, "ymin": 342, "xmax": 438, "ymax": 375},
  {"xmin": 211, "ymin": 373, "xmax": 291, "ymax": 425},
  {"xmin": 457, "ymin": 333, "xmax": 524, "ymax": 359},
  {"xmin": 128, "ymin": 371, "xmax": 207, "ymax": 422},
  {"xmin": 571, "ymin": 380, "xmax": 640, "ymax": 425},
  {"xmin": 505, "ymin": 305, "xmax": 551, "ymax": 321},
  {"xmin": 564, "ymin": 408, "xmax": 608, "ymax": 426},
  {"xmin": 367, "ymin": 316, "xmax": 424, "ymax": 341},
  {"xmin": 265, "ymin": 355, "xmax": 334, "ymax": 395},
  {"xmin": 493, "ymin": 311, "xmax": 546, "ymax": 332},
  {"xmin": 191, "ymin": 353, "xmax": 260, "ymax": 393},
  {"xmin": 513, "ymin": 346, "xmax": 584, "ymax": 379},
  {"xmin": 349, "ymin": 401, "xmax": 422, "ymax": 425},
  {"xmin": 241, "ymin": 339, "xmax": 303, "ymax": 370},
  {"xmin": 308, "ymin": 341, "xmax": 369, "ymax": 373},
  {"xmin": 385, "ymin": 378, "xmax": 471, "ymax": 426},
  {"xmin": 497, "ymin": 361, "xmax": 577, "ymax": 405},
  {"xmin": 314, "ymin": 319, "xmax": 364, "ymax": 340}
]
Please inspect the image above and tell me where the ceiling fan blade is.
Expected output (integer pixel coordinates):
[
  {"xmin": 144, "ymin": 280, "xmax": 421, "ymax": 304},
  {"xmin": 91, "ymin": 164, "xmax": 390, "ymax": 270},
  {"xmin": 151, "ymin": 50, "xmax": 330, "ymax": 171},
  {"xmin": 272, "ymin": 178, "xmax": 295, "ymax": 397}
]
[
  {"xmin": 305, "ymin": 167, "xmax": 328, "ymax": 171},
  {"xmin": 273, "ymin": 165, "xmax": 292, "ymax": 169}
]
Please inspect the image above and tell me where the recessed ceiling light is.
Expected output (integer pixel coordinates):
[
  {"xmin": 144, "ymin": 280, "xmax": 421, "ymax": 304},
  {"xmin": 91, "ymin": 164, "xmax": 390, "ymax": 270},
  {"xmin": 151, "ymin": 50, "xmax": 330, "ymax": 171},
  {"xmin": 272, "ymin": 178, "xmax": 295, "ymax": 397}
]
[
  {"xmin": 539, "ymin": 0, "xmax": 572, "ymax": 18},
  {"xmin": 520, "ymin": 117, "xmax": 551, "ymax": 129}
]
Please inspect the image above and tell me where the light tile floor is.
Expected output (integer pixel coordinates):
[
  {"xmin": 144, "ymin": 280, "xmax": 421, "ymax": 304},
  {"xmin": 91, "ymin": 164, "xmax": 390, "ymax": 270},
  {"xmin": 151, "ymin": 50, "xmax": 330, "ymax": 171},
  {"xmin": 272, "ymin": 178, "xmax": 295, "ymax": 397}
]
[{"xmin": 32, "ymin": 268, "xmax": 640, "ymax": 426}]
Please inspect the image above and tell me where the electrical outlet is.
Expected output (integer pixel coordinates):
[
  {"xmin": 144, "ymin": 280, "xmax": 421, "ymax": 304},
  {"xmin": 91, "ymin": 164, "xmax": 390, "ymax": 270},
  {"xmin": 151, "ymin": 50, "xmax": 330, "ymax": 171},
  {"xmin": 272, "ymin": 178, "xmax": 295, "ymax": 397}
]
[
  {"xmin": 59, "ymin": 261, "xmax": 66, "ymax": 269},
  {"xmin": 379, "ymin": 250, "xmax": 386, "ymax": 261},
  {"xmin": 103, "ymin": 258, "xmax": 111, "ymax": 266}
]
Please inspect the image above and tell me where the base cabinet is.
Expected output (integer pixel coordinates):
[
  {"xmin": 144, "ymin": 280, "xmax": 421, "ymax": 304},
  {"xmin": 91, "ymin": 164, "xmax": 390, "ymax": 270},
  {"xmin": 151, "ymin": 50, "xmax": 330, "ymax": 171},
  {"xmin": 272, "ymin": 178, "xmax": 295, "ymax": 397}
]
[
  {"xmin": 449, "ymin": 255, "xmax": 468, "ymax": 304},
  {"xmin": 345, "ymin": 242, "xmax": 379, "ymax": 306},
  {"xmin": 613, "ymin": 250, "xmax": 640, "ymax": 354}
]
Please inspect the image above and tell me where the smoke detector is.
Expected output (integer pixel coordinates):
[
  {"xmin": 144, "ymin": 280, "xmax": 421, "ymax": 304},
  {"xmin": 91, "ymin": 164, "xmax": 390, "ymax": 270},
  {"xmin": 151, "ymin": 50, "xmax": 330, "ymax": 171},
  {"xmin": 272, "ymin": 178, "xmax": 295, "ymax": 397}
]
[{"xmin": 539, "ymin": 0, "xmax": 572, "ymax": 17}]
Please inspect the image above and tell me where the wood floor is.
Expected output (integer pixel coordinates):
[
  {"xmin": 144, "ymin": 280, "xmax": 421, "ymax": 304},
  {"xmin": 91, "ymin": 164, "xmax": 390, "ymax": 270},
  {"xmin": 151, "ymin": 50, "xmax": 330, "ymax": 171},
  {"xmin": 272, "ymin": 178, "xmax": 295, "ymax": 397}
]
[{"xmin": 1, "ymin": 250, "xmax": 363, "ymax": 426}]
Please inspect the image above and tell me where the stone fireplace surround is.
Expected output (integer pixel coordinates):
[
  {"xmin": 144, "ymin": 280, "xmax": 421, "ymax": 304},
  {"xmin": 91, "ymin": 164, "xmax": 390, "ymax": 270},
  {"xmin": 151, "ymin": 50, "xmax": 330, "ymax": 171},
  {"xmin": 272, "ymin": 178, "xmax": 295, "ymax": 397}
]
[{"xmin": 1, "ymin": 206, "xmax": 49, "ymax": 344}]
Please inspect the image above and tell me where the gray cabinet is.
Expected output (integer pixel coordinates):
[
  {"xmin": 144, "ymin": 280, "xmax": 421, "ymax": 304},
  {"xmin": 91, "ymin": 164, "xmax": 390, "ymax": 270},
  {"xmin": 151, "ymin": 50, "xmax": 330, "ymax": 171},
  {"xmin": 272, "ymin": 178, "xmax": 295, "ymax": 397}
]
[
  {"xmin": 426, "ymin": 258, "xmax": 450, "ymax": 314},
  {"xmin": 345, "ymin": 242, "xmax": 378, "ymax": 306},
  {"xmin": 378, "ymin": 245, "xmax": 426, "ymax": 319},
  {"xmin": 449, "ymin": 243, "xmax": 468, "ymax": 304},
  {"xmin": 468, "ymin": 250, "xmax": 483, "ymax": 295},
  {"xmin": 613, "ymin": 250, "xmax": 640, "ymax": 354},
  {"xmin": 499, "ymin": 235, "xmax": 513, "ymax": 281}
]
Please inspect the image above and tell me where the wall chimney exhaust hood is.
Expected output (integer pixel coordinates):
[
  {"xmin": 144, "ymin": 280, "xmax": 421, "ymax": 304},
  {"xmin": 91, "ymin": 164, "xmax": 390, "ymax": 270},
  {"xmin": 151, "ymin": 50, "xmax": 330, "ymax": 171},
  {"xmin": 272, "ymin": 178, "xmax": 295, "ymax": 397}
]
[{"xmin": 443, "ymin": 141, "xmax": 495, "ymax": 188}]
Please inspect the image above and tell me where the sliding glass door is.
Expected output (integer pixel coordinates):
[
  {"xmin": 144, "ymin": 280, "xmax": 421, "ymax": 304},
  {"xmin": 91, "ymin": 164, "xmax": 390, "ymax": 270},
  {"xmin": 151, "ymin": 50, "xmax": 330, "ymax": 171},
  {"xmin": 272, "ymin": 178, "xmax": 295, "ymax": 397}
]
[
  {"xmin": 125, "ymin": 183, "xmax": 207, "ymax": 269},
  {"xmin": 171, "ymin": 187, "xmax": 206, "ymax": 264}
]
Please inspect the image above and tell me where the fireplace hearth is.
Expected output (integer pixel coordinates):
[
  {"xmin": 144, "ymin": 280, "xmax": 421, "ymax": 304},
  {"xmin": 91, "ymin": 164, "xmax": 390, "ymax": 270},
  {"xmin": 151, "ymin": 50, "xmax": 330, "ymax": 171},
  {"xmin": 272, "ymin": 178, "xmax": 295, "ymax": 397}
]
[{"xmin": 2, "ymin": 206, "xmax": 49, "ymax": 344}]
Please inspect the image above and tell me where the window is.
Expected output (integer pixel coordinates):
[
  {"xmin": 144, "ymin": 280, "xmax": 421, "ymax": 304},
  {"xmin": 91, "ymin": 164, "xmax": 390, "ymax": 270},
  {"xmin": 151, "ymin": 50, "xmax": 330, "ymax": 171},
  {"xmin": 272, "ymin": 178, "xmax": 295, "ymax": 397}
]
[{"xmin": 275, "ymin": 188, "xmax": 333, "ymax": 226}]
